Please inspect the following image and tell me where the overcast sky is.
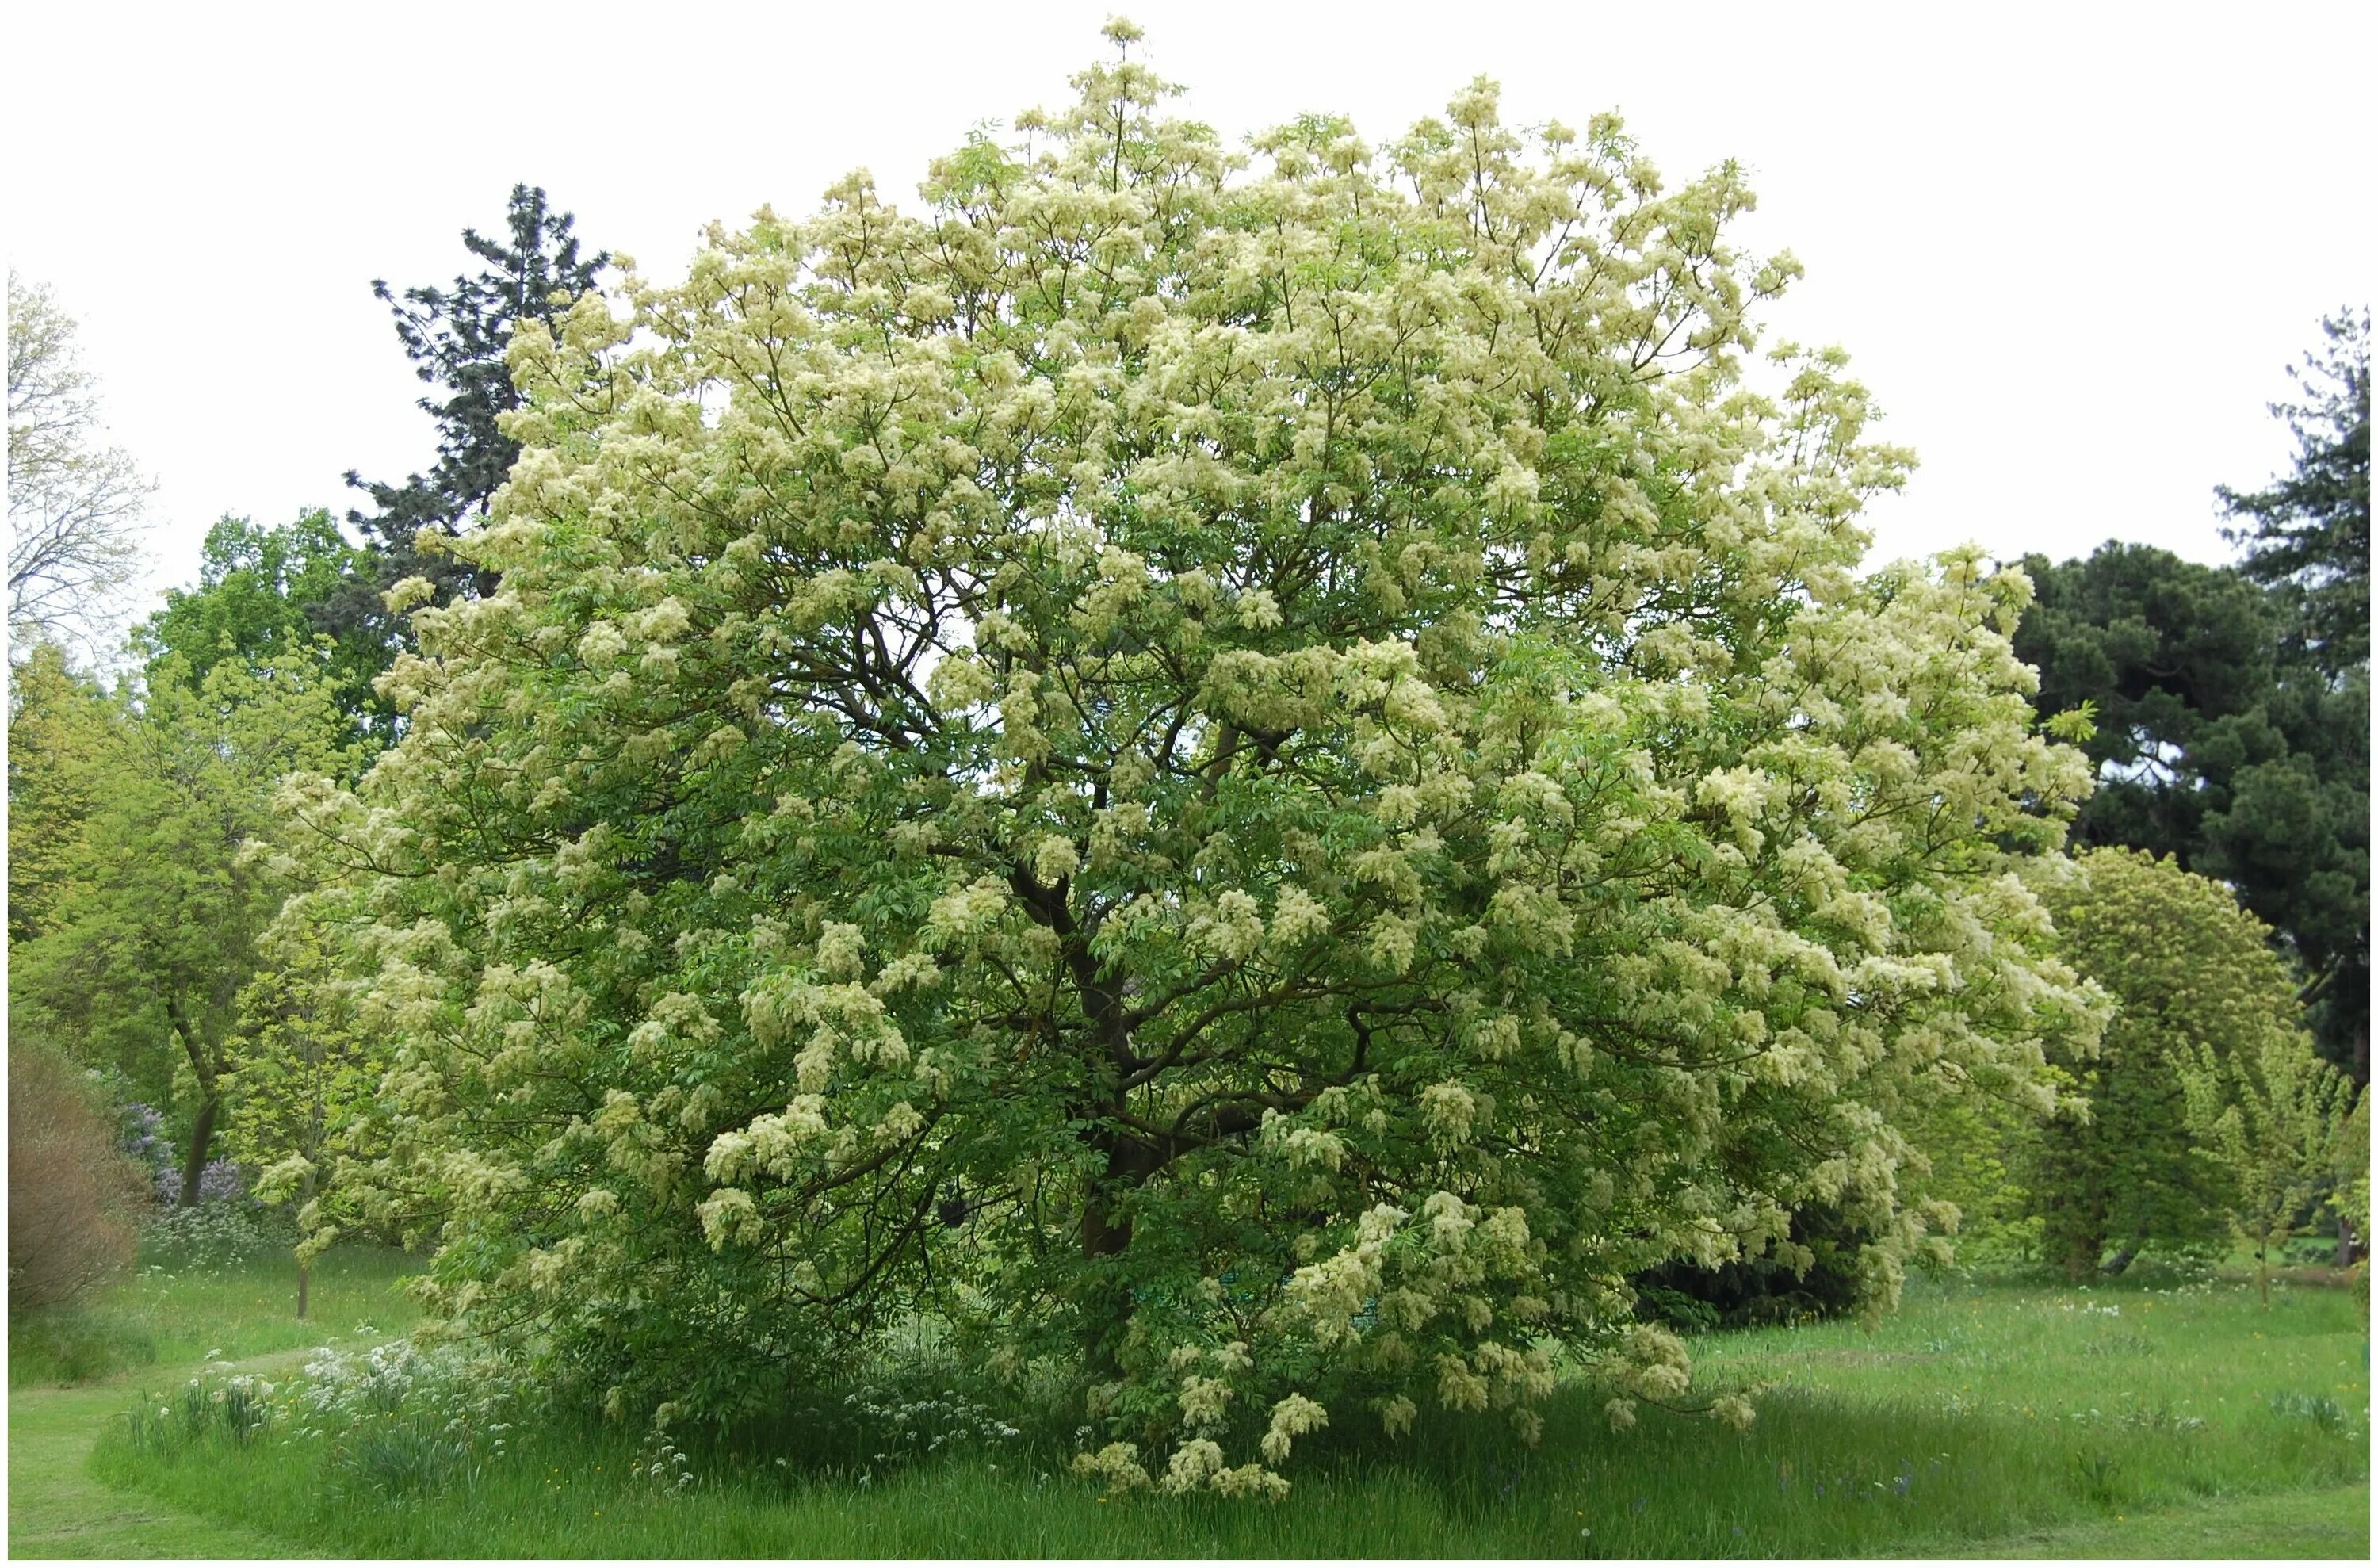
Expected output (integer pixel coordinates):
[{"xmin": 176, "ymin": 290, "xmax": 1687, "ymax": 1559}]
[{"xmin": 8, "ymin": 1, "xmax": 2370, "ymax": 617}]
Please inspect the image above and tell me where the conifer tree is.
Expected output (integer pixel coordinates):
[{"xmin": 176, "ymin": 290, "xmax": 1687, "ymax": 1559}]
[{"xmin": 335, "ymin": 185, "xmax": 607, "ymax": 636}]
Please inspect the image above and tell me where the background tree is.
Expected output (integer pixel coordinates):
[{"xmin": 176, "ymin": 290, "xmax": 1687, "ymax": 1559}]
[
  {"xmin": 2180, "ymin": 1018, "xmax": 2357, "ymax": 1307},
  {"xmin": 226, "ymin": 892, "xmax": 385, "ymax": 1318},
  {"xmin": 2031, "ymin": 849, "xmax": 2281, "ymax": 1276},
  {"xmin": 7, "ymin": 273, "xmax": 153, "ymax": 654},
  {"xmin": 2015, "ymin": 549, "xmax": 2368, "ymax": 1082},
  {"xmin": 6, "ymin": 644, "xmax": 132, "ymax": 947},
  {"xmin": 335, "ymin": 185, "xmax": 606, "ymax": 637},
  {"xmin": 2219, "ymin": 308, "xmax": 2370, "ymax": 677},
  {"xmin": 135, "ymin": 511, "xmax": 392, "ymax": 744},
  {"xmin": 10, "ymin": 652, "xmax": 358, "ymax": 1204},
  {"xmin": 287, "ymin": 34, "xmax": 2101, "ymax": 1489}
]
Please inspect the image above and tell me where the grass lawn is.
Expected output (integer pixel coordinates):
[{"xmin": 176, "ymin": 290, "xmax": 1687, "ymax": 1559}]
[
  {"xmin": 10, "ymin": 1245, "xmax": 419, "ymax": 1389},
  {"xmin": 9, "ymin": 1246, "xmax": 418, "ymax": 1558},
  {"xmin": 22, "ymin": 1255, "xmax": 2364, "ymax": 1558}
]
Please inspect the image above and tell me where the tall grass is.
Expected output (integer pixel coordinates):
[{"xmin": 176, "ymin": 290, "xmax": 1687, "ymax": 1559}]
[{"xmin": 91, "ymin": 1275, "xmax": 2369, "ymax": 1558}]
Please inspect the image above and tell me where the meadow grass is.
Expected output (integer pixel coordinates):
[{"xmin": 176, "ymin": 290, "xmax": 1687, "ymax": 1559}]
[
  {"xmin": 82, "ymin": 1269, "xmax": 2370, "ymax": 1558},
  {"xmin": 8, "ymin": 1245, "xmax": 419, "ymax": 1390}
]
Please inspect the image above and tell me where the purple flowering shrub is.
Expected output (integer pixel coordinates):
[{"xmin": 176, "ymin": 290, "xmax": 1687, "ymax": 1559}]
[
  {"xmin": 118, "ymin": 1103, "xmax": 246, "ymax": 1207},
  {"xmin": 117, "ymin": 1102, "xmax": 285, "ymax": 1265}
]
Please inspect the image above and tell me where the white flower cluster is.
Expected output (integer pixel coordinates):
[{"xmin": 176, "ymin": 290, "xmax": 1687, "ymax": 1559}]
[
  {"xmin": 837, "ymin": 1383, "xmax": 1025, "ymax": 1465},
  {"xmin": 282, "ymin": 1339, "xmax": 528, "ymax": 1461}
]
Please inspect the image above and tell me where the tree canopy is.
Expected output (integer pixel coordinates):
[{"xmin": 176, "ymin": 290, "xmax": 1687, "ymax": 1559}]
[
  {"xmin": 2016, "ymin": 373, "xmax": 2370, "ymax": 1084},
  {"xmin": 285, "ymin": 33, "xmax": 2101, "ymax": 1488},
  {"xmin": 135, "ymin": 510, "xmax": 391, "ymax": 743},
  {"xmin": 2032, "ymin": 848, "xmax": 2287, "ymax": 1275},
  {"xmin": 10, "ymin": 652, "xmax": 359, "ymax": 1204}
]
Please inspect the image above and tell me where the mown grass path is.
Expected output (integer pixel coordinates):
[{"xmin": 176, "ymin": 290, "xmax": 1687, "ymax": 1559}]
[
  {"xmin": 10, "ymin": 1352, "xmax": 309, "ymax": 1560},
  {"xmin": 1952, "ymin": 1480, "xmax": 2370, "ymax": 1558}
]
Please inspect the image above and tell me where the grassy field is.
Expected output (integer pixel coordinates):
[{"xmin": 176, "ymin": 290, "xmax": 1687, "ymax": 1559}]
[
  {"xmin": 10, "ymin": 1246, "xmax": 418, "ymax": 1388},
  {"xmin": 15, "ymin": 1249, "xmax": 2362, "ymax": 1558}
]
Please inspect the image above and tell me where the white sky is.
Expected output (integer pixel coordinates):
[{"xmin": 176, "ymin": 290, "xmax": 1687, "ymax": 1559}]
[{"xmin": 7, "ymin": 0, "xmax": 2370, "ymax": 617}]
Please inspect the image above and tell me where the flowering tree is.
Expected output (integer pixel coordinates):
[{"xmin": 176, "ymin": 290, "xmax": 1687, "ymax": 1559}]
[{"xmin": 289, "ymin": 25, "xmax": 2099, "ymax": 1490}]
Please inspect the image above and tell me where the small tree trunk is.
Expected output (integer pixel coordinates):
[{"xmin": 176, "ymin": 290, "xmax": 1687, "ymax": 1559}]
[
  {"xmin": 2338, "ymin": 1216, "xmax": 2360, "ymax": 1271},
  {"xmin": 2258, "ymin": 1225, "xmax": 2272, "ymax": 1308},
  {"xmin": 295, "ymin": 1166, "xmax": 317, "ymax": 1320},
  {"xmin": 177, "ymin": 1096, "xmax": 220, "ymax": 1209}
]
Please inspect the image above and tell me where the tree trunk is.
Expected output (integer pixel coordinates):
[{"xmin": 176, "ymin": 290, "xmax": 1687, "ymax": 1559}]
[
  {"xmin": 296, "ymin": 1261, "xmax": 311, "ymax": 1321},
  {"xmin": 2062, "ymin": 1224, "xmax": 2105, "ymax": 1283},
  {"xmin": 2338, "ymin": 1216, "xmax": 2361, "ymax": 1271},
  {"xmin": 177, "ymin": 1094, "xmax": 220, "ymax": 1209},
  {"xmin": 1078, "ymin": 1179, "xmax": 1134, "ymax": 1379}
]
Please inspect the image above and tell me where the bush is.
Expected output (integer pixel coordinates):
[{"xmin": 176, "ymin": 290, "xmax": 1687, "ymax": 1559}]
[
  {"xmin": 142, "ymin": 1199, "xmax": 294, "ymax": 1270},
  {"xmin": 9, "ymin": 1046, "xmax": 145, "ymax": 1310}
]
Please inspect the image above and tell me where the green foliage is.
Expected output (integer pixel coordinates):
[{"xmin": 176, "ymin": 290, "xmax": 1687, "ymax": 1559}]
[
  {"xmin": 2029, "ymin": 850, "xmax": 2293, "ymax": 1276},
  {"xmin": 339, "ymin": 184, "xmax": 607, "ymax": 628},
  {"xmin": 2329, "ymin": 1093, "xmax": 2368, "ymax": 1256},
  {"xmin": 8, "ymin": 651, "xmax": 361, "ymax": 1203},
  {"xmin": 2178, "ymin": 1012, "xmax": 2359, "ymax": 1307},
  {"xmin": 134, "ymin": 511, "xmax": 392, "ymax": 744},
  {"xmin": 6, "ymin": 641, "xmax": 131, "ymax": 947},
  {"xmin": 2219, "ymin": 309, "xmax": 2371, "ymax": 678},
  {"xmin": 2015, "ymin": 545, "xmax": 2368, "ymax": 1078},
  {"xmin": 282, "ymin": 37, "xmax": 2102, "ymax": 1488},
  {"xmin": 1894, "ymin": 1081, "xmax": 2044, "ymax": 1266},
  {"xmin": 224, "ymin": 890, "xmax": 390, "ymax": 1298}
]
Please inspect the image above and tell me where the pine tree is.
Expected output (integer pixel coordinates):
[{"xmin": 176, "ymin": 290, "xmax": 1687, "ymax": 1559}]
[
  {"xmin": 2221, "ymin": 309, "xmax": 2371, "ymax": 677},
  {"xmin": 335, "ymin": 185, "xmax": 606, "ymax": 631}
]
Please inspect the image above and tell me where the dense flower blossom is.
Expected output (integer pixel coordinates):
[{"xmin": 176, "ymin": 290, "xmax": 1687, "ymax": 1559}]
[{"xmin": 281, "ymin": 24, "xmax": 2103, "ymax": 1490}]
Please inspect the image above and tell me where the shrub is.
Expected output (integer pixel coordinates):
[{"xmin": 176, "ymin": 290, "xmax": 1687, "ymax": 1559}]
[
  {"xmin": 1633, "ymin": 1204, "xmax": 1871, "ymax": 1329},
  {"xmin": 8, "ymin": 1046, "xmax": 144, "ymax": 1310},
  {"xmin": 142, "ymin": 1199, "xmax": 293, "ymax": 1270}
]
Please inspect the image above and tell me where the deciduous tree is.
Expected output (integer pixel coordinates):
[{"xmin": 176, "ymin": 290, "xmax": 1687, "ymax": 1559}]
[
  {"xmin": 2032, "ymin": 849, "xmax": 2279, "ymax": 1276},
  {"xmin": 6, "ymin": 273, "xmax": 153, "ymax": 653},
  {"xmin": 10, "ymin": 652, "xmax": 358, "ymax": 1203},
  {"xmin": 136, "ymin": 511, "xmax": 390, "ymax": 743},
  {"xmin": 2180, "ymin": 1014, "xmax": 2357, "ymax": 1307},
  {"xmin": 288, "ymin": 29, "xmax": 2101, "ymax": 1486},
  {"xmin": 227, "ymin": 892, "xmax": 385, "ymax": 1318}
]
